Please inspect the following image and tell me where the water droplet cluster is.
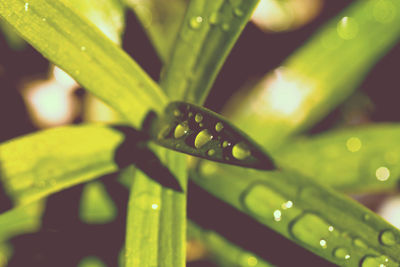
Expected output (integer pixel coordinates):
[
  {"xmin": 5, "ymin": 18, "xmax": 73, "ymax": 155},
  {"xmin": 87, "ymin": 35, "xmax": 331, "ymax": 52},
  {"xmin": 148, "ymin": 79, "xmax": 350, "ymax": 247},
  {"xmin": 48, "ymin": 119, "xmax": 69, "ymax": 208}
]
[
  {"xmin": 239, "ymin": 180, "xmax": 400, "ymax": 266},
  {"xmin": 152, "ymin": 102, "xmax": 275, "ymax": 170}
]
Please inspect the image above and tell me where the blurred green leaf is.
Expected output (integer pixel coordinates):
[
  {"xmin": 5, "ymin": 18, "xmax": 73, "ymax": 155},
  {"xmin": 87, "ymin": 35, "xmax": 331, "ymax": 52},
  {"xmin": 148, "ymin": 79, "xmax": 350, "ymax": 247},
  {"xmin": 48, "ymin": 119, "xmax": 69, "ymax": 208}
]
[
  {"xmin": 191, "ymin": 163, "xmax": 400, "ymax": 266},
  {"xmin": 0, "ymin": 125, "xmax": 123, "ymax": 205},
  {"xmin": 124, "ymin": 0, "xmax": 187, "ymax": 62},
  {"xmin": 227, "ymin": 0, "xmax": 400, "ymax": 151},
  {"xmin": 0, "ymin": 201, "xmax": 44, "ymax": 242},
  {"xmin": 0, "ymin": 19, "xmax": 26, "ymax": 50},
  {"xmin": 0, "ymin": 0, "xmax": 167, "ymax": 128},
  {"xmin": 79, "ymin": 181, "xmax": 117, "ymax": 224},
  {"xmin": 276, "ymin": 124, "xmax": 400, "ymax": 193},
  {"xmin": 188, "ymin": 221, "xmax": 275, "ymax": 267},
  {"xmin": 78, "ymin": 256, "xmax": 107, "ymax": 267},
  {"xmin": 67, "ymin": 0, "xmax": 125, "ymax": 44},
  {"xmin": 160, "ymin": 0, "xmax": 259, "ymax": 103}
]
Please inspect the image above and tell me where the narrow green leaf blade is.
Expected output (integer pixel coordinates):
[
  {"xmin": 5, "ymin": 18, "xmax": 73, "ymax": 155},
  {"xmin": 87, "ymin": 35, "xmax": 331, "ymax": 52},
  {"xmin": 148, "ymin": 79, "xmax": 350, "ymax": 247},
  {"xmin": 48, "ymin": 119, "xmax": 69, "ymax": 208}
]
[
  {"xmin": 227, "ymin": 0, "xmax": 400, "ymax": 151},
  {"xmin": 125, "ymin": 148, "xmax": 187, "ymax": 267},
  {"xmin": 191, "ymin": 163, "xmax": 400, "ymax": 266},
  {"xmin": 188, "ymin": 221, "xmax": 275, "ymax": 267},
  {"xmin": 0, "ymin": 0, "xmax": 167, "ymax": 128},
  {"xmin": 160, "ymin": 0, "xmax": 259, "ymax": 103},
  {"xmin": 0, "ymin": 125, "xmax": 123, "ymax": 205},
  {"xmin": 276, "ymin": 124, "xmax": 400, "ymax": 193}
]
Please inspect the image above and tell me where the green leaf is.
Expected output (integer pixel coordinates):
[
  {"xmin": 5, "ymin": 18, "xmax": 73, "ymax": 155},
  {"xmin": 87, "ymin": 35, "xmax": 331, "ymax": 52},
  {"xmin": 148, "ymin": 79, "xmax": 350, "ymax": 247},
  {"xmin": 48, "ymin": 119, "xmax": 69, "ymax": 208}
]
[
  {"xmin": 0, "ymin": 125, "xmax": 123, "ymax": 205},
  {"xmin": 78, "ymin": 256, "xmax": 107, "ymax": 267},
  {"xmin": 227, "ymin": 0, "xmax": 400, "ymax": 151},
  {"xmin": 124, "ymin": 0, "xmax": 187, "ymax": 63},
  {"xmin": 188, "ymin": 221, "xmax": 275, "ymax": 267},
  {"xmin": 79, "ymin": 181, "xmax": 117, "ymax": 224},
  {"xmin": 67, "ymin": 0, "xmax": 125, "ymax": 45},
  {"xmin": 276, "ymin": 124, "xmax": 400, "ymax": 193},
  {"xmin": 0, "ymin": 0, "xmax": 167, "ymax": 128},
  {"xmin": 125, "ymin": 148, "xmax": 187, "ymax": 267},
  {"xmin": 160, "ymin": 0, "xmax": 259, "ymax": 103},
  {"xmin": 150, "ymin": 101, "xmax": 275, "ymax": 170},
  {"xmin": 191, "ymin": 163, "xmax": 400, "ymax": 266},
  {"xmin": 0, "ymin": 201, "xmax": 44, "ymax": 242}
]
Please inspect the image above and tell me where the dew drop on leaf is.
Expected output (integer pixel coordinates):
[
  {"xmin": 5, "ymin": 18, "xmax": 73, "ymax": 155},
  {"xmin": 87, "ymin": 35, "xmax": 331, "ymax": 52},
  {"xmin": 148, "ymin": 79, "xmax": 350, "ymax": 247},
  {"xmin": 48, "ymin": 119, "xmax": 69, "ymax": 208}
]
[
  {"xmin": 360, "ymin": 255, "xmax": 392, "ymax": 267},
  {"xmin": 133, "ymin": 193, "xmax": 161, "ymax": 211},
  {"xmin": 207, "ymin": 149, "xmax": 216, "ymax": 156},
  {"xmin": 215, "ymin": 122, "xmax": 224, "ymax": 132},
  {"xmin": 232, "ymin": 142, "xmax": 251, "ymax": 160},
  {"xmin": 195, "ymin": 113, "xmax": 203, "ymax": 123},
  {"xmin": 194, "ymin": 129, "xmax": 213, "ymax": 148},
  {"xmin": 174, "ymin": 122, "xmax": 189, "ymax": 139},
  {"xmin": 189, "ymin": 16, "xmax": 203, "ymax": 29},
  {"xmin": 379, "ymin": 229, "xmax": 397, "ymax": 246},
  {"xmin": 333, "ymin": 247, "xmax": 350, "ymax": 260},
  {"xmin": 222, "ymin": 141, "xmax": 231, "ymax": 148},
  {"xmin": 289, "ymin": 212, "xmax": 334, "ymax": 250}
]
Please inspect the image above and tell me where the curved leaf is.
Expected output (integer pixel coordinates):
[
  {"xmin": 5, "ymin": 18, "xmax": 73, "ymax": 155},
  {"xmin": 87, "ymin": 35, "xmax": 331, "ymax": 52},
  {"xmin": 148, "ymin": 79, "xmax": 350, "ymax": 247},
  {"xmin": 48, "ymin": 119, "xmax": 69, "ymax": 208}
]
[
  {"xmin": 191, "ymin": 163, "xmax": 400, "ymax": 266},
  {"xmin": 150, "ymin": 101, "xmax": 275, "ymax": 170}
]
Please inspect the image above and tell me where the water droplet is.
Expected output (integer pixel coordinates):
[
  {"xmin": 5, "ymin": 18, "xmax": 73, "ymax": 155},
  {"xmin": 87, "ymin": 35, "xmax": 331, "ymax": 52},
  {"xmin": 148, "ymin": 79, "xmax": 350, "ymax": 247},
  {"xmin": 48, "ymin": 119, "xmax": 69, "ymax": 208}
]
[
  {"xmin": 319, "ymin": 239, "xmax": 327, "ymax": 249},
  {"xmin": 373, "ymin": 0, "xmax": 396, "ymax": 24},
  {"xmin": 238, "ymin": 253, "xmax": 258, "ymax": 267},
  {"xmin": 42, "ymin": 17, "xmax": 46, "ymax": 22},
  {"xmin": 379, "ymin": 229, "xmax": 397, "ymax": 246},
  {"xmin": 190, "ymin": 16, "xmax": 203, "ymax": 30},
  {"xmin": 232, "ymin": 142, "xmax": 250, "ymax": 160},
  {"xmin": 360, "ymin": 255, "xmax": 393, "ymax": 267},
  {"xmin": 242, "ymin": 183, "xmax": 297, "ymax": 221},
  {"xmin": 346, "ymin": 137, "xmax": 362, "ymax": 152},
  {"xmin": 282, "ymin": 201, "xmax": 293, "ymax": 210},
  {"xmin": 289, "ymin": 212, "xmax": 333, "ymax": 250},
  {"xmin": 353, "ymin": 237, "xmax": 368, "ymax": 248},
  {"xmin": 195, "ymin": 113, "xmax": 203, "ymax": 123},
  {"xmin": 273, "ymin": 210, "xmax": 282, "ymax": 222},
  {"xmin": 221, "ymin": 23, "xmax": 230, "ymax": 31},
  {"xmin": 215, "ymin": 122, "xmax": 224, "ymax": 132},
  {"xmin": 24, "ymin": 2, "xmax": 29, "ymax": 11},
  {"xmin": 233, "ymin": 8, "xmax": 244, "ymax": 17},
  {"xmin": 363, "ymin": 213, "xmax": 371, "ymax": 221},
  {"xmin": 207, "ymin": 149, "xmax": 216, "ymax": 156},
  {"xmin": 328, "ymin": 226, "xmax": 334, "ymax": 232},
  {"xmin": 80, "ymin": 46, "xmax": 86, "ymax": 51},
  {"xmin": 222, "ymin": 141, "xmax": 231, "ymax": 148},
  {"xmin": 174, "ymin": 109, "xmax": 181, "ymax": 117},
  {"xmin": 199, "ymin": 123, "xmax": 204, "ymax": 127},
  {"xmin": 209, "ymin": 12, "xmax": 220, "ymax": 25},
  {"xmin": 337, "ymin": 16, "xmax": 359, "ymax": 40},
  {"xmin": 174, "ymin": 122, "xmax": 189, "ymax": 139},
  {"xmin": 133, "ymin": 192, "xmax": 160, "ymax": 211},
  {"xmin": 376, "ymin": 166, "xmax": 390, "ymax": 181},
  {"xmin": 333, "ymin": 247, "xmax": 350, "ymax": 260},
  {"xmin": 194, "ymin": 129, "xmax": 213, "ymax": 148}
]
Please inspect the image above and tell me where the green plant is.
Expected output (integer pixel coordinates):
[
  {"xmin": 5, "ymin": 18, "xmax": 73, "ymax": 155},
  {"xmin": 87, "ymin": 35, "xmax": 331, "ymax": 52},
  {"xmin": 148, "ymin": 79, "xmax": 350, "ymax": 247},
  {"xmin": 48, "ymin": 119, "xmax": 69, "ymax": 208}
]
[{"xmin": 1, "ymin": 0, "xmax": 400, "ymax": 266}]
